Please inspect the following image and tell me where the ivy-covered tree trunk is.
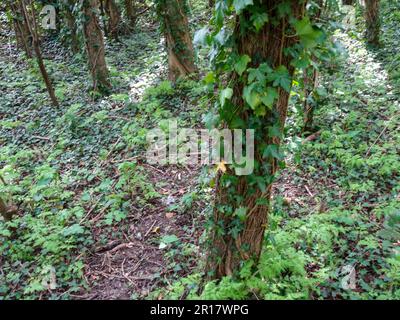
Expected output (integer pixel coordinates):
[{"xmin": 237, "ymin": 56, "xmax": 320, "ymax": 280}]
[
  {"xmin": 105, "ymin": 0, "xmax": 122, "ymax": 40},
  {"xmin": 82, "ymin": 0, "xmax": 111, "ymax": 94},
  {"xmin": 157, "ymin": 0, "xmax": 196, "ymax": 81},
  {"xmin": 365, "ymin": 0, "xmax": 380, "ymax": 46},
  {"xmin": 9, "ymin": 1, "xmax": 32, "ymax": 58},
  {"xmin": 207, "ymin": 0, "xmax": 306, "ymax": 279}
]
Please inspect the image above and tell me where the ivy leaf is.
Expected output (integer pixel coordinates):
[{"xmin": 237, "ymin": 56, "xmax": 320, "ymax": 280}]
[
  {"xmin": 251, "ymin": 13, "xmax": 268, "ymax": 31},
  {"xmin": 260, "ymin": 87, "xmax": 278, "ymax": 108},
  {"xmin": 63, "ymin": 224, "xmax": 84, "ymax": 237},
  {"xmin": 160, "ymin": 234, "xmax": 179, "ymax": 244},
  {"xmin": 234, "ymin": 207, "xmax": 247, "ymax": 221},
  {"xmin": 294, "ymin": 17, "xmax": 323, "ymax": 48},
  {"xmin": 263, "ymin": 144, "xmax": 283, "ymax": 160},
  {"xmin": 243, "ymin": 85, "xmax": 261, "ymax": 109},
  {"xmin": 234, "ymin": 55, "xmax": 251, "ymax": 76},
  {"xmin": 268, "ymin": 66, "xmax": 292, "ymax": 92},
  {"xmin": 233, "ymin": 0, "xmax": 253, "ymax": 13},
  {"xmin": 204, "ymin": 71, "xmax": 216, "ymax": 84},
  {"xmin": 220, "ymin": 88, "xmax": 233, "ymax": 106}
]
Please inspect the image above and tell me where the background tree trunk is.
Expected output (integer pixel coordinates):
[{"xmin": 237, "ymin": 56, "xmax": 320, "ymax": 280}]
[
  {"xmin": 206, "ymin": 0, "xmax": 306, "ymax": 280},
  {"xmin": 82, "ymin": 0, "xmax": 111, "ymax": 94},
  {"xmin": 9, "ymin": 1, "xmax": 32, "ymax": 58},
  {"xmin": 63, "ymin": 0, "xmax": 79, "ymax": 53},
  {"xmin": 105, "ymin": 0, "xmax": 122, "ymax": 40},
  {"xmin": 124, "ymin": 0, "xmax": 136, "ymax": 28},
  {"xmin": 157, "ymin": 0, "xmax": 196, "ymax": 82},
  {"xmin": 365, "ymin": 0, "xmax": 380, "ymax": 46},
  {"xmin": 21, "ymin": 0, "xmax": 59, "ymax": 107}
]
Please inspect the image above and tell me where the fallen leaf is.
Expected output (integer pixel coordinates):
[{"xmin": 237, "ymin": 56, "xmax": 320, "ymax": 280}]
[{"xmin": 165, "ymin": 212, "xmax": 175, "ymax": 219}]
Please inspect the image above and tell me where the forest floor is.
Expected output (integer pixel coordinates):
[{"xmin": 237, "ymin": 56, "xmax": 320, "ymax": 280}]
[{"xmin": 0, "ymin": 4, "xmax": 399, "ymax": 300}]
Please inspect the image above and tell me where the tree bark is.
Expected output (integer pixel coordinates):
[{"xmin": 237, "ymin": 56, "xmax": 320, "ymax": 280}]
[
  {"xmin": 157, "ymin": 0, "xmax": 196, "ymax": 82},
  {"xmin": 105, "ymin": 0, "xmax": 122, "ymax": 40},
  {"xmin": 302, "ymin": 65, "xmax": 319, "ymax": 133},
  {"xmin": 302, "ymin": 0, "xmax": 322, "ymax": 133},
  {"xmin": 207, "ymin": 0, "xmax": 306, "ymax": 280},
  {"xmin": 0, "ymin": 197, "xmax": 13, "ymax": 222},
  {"xmin": 63, "ymin": 0, "xmax": 79, "ymax": 53},
  {"xmin": 9, "ymin": 1, "xmax": 32, "ymax": 58},
  {"xmin": 365, "ymin": 0, "xmax": 380, "ymax": 46},
  {"xmin": 21, "ymin": 0, "xmax": 59, "ymax": 107},
  {"xmin": 82, "ymin": 0, "xmax": 111, "ymax": 94},
  {"xmin": 124, "ymin": 0, "xmax": 136, "ymax": 28}
]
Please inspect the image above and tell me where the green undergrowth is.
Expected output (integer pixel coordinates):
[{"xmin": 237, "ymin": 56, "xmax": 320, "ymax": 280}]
[{"xmin": 0, "ymin": 24, "xmax": 205, "ymax": 298}]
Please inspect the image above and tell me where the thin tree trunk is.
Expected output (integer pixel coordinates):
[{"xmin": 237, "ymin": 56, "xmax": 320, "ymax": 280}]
[
  {"xmin": 9, "ymin": 1, "xmax": 32, "ymax": 57},
  {"xmin": 64, "ymin": 0, "xmax": 79, "ymax": 53},
  {"xmin": 99, "ymin": 0, "xmax": 108, "ymax": 37},
  {"xmin": 105, "ymin": 0, "xmax": 122, "ymax": 40},
  {"xmin": 302, "ymin": 65, "xmax": 319, "ymax": 133},
  {"xmin": 21, "ymin": 0, "xmax": 59, "ymax": 107},
  {"xmin": 124, "ymin": 0, "xmax": 136, "ymax": 28},
  {"xmin": 207, "ymin": 0, "xmax": 306, "ymax": 280},
  {"xmin": 365, "ymin": 0, "xmax": 380, "ymax": 46},
  {"xmin": 82, "ymin": 0, "xmax": 111, "ymax": 94},
  {"xmin": 302, "ymin": 0, "xmax": 322, "ymax": 133},
  {"xmin": 157, "ymin": 0, "xmax": 196, "ymax": 82}
]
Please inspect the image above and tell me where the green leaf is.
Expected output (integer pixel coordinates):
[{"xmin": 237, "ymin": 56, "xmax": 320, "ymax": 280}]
[
  {"xmin": 234, "ymin": 207, "xmax": 247, "ymax": 221},
  {"xmin": 204, "ymin": 71, "xmax": 216, "ymax": 84},
  {"xmin": 63, "ymin": 224, "xmax": 84, "ymax": 237},
  {"xmin": 251, "ymin": 13, "xmax": 268, "ymax": 31},
  {"xmin": 233, "ymin": 0, "xmax": 253, "ymax": 13},
  {"xmin": 220, "ymin": 88, "xmax": 233, "ymax": 106},
  {"xmin": 260, "ymin": 87, "xmax": 278, "ymax": 108},
  {"xmin": 234, "ymin": 55, "xmax": 251, "ymax": 76},
  {"xmin": 294, "ymin": 17, "xmax": 323, "ymax": 48},
  {"xmin": 268, "ymin": 66, "xmax": 292, "ymax": 92},
  {"xmin": 243, "ymin": 85, "xmax": 261, "ymax": 109},
  {"xmin": 263, "ymin": 144, "xmax": 283, "ymax": 160},
  {"xmin": 159, "ymin": 234, "xmax": 179, "ymax": 249}
]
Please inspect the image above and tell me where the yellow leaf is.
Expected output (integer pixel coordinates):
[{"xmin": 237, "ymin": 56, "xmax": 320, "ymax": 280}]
[
  {"xmin": 152, "ymin": 226, "xmax": 160, "ymax": 234},
  {"xmin": 216, "ymin": 160, "xmax": 227, "ymax": 173}
]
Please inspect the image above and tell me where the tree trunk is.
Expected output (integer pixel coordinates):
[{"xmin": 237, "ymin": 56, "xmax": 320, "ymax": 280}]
[
  {"xmin": 9, "ymin": 1, "xmax": 32, "ymax": 58},
  {"xmin": 63, "ymin": 0, "xmax": 79, "ymax": 53},
  {"xmin": 124, "ymin": 0, "xmax": 136, "ymax": 28},
  {"xmin": 365, "ymin": 0, "xmax": 380, "ymax": 46},
  {"xmin": 343, "ymin": 0, "xmax": 355, "ymax": 5},
  {"xmin": 157, "ymin": 0, "xmax": 196, "ymax": 82},
  {"xmin": 105, "ymin": 0, "xmax": 122, "ymax": 40},
  {"xmin": 21, "ymin": 0, "xmax": 59, "ymax": 107},
  {"xmin": 206, "ymin": 0, "xmax": 306, "ymax": 280},
  {"xmin": 302, "ymin": 0, "xmax": 322, "ymax": 133},
  {"xmin": 82, "ymin": 0, "xmax": 111, "ymax": 94},
  {"xmin": 302, "ymin": 65, "xmax": 319, "ymax": 133}
]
